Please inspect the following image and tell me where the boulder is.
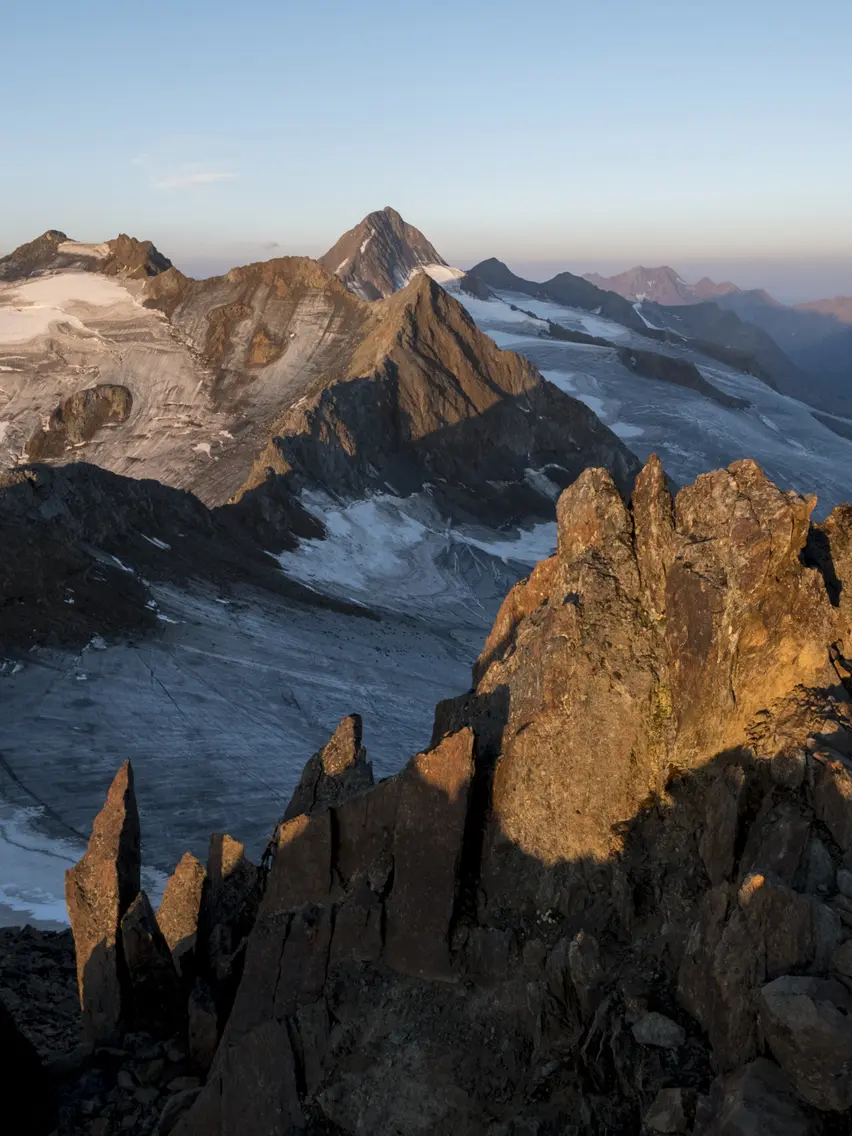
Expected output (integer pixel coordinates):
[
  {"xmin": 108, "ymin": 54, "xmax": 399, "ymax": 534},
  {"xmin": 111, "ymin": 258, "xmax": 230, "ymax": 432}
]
[
  {"xmin": 695, "ymin": 1058, "xmax": 814, "ymax": 1135},
  {"xmin": 65, "ymin": 760, "xmax": 140, "ymax": 1043},
  {"xmin": 758, "ymin": 975, "xmax": 852, "ymax": 1111},
  {"xmin": 120, "ymin": 890, "xmax": 183, "ymax": 1036},
  {"xmin": 631, "ymin": 1011, "xmax": 685, "ymax": 1048},
  {"xmin": 157, "ymin": 851, "xmax": 206, "ymax": 970},
  {"xmin": 283, "ymin": 713, "xmax": 374, "ymax": 820},
  {"xmin": 644, "ymin": 1087, "xmax": 688, "ymax": 1133}
]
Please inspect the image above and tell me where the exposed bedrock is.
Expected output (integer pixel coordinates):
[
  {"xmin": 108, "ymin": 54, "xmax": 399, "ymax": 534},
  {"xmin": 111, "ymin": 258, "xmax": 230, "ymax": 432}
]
[
  {"xmin": 26, "ymin": 384, "xmax": 134, "ymax": 460},
  {"xmin": 53, "ymin": 454, "xmax": 852, "ymax": 1133}
]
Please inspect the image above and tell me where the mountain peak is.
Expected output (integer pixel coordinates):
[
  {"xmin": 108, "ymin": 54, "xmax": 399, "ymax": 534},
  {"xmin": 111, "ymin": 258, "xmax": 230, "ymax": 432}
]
[
  {"xmin": 319, "ymin": 206, "xmax": 447, "ymax": 301},
  {"xmin": 0, "ymin": 230, "xmax": 172, "ymax": 283},
  {"xmin": 584, "ymin": 264, "xmax": 741, "ymax": 306}
]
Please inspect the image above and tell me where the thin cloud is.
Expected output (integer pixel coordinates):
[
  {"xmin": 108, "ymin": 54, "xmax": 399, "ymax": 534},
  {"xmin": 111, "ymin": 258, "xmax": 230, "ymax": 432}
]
[{"xmin": 133, "ymin": 154, "xmax": 236, "ymax": 192}]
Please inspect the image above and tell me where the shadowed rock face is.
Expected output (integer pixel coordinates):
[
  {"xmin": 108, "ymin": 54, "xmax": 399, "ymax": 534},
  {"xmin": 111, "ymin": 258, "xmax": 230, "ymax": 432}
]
[
  {"xmin": 319, "ymin": 205, "xmax": 447, "ymax": 300},
  {"xmin": 120, "ymin": 891, "xmax": 184, "ymax": 1037},
  {"xmin": 0, "ymin": 461, "xmax": 349, "ymax": 648},
  {"xmin": 64, "ymin": 761, "xmax": 140, "ymax": 1044},
  {"xmin": 142, "ymin": 455, "xmax": 852, "ymax": 1133}
]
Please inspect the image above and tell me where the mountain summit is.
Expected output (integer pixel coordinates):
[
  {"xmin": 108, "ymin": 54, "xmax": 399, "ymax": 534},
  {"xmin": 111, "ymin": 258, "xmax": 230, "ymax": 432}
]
[
  {"xmin": 583, "ymin": 264, "xmax": 741, "ymax": 305},
  {"xmin": 0, "ymin": 230, "xmax": 172, "ymax": 283},
  {"xmin": 319, "ymin": 206, "xmax": 450, "ymax": 300}
]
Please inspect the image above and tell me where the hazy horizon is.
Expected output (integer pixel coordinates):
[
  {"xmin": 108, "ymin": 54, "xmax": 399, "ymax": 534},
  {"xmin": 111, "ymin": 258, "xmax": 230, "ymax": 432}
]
[
  {"xmin": 3, "ymin": 0, "xmax": 851, "ymax": 305},
  {"xmin": 166, "ymin": 245, "xmax": 852, "ymax": 305}
]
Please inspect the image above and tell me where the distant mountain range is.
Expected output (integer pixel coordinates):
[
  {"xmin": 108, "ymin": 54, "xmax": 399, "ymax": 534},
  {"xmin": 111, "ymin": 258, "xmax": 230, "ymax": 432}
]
[
  {"xmin": 583, "ymin": 264, "xmax": 742, "ymax": 306},
  {"xmin": 581, "ymin": 263, "xmax": 852, "ymax": 416}
]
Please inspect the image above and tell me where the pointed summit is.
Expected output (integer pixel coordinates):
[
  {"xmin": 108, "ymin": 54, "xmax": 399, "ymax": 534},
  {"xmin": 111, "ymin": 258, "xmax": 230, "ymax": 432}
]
[{"xmin": 319, "ymin": 206, "xmax": 450, "ymax": 300}]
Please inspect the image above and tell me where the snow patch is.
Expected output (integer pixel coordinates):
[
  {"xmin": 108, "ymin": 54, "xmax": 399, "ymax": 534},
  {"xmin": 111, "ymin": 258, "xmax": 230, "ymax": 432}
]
[
  {"xmin": 193, "ymin": 442, "xmax": 213, "ymax": 458},
  {"xmin": 0, "ymin": 272, "xmax": 135, "ymax": 344},
  {"xmin": 57, "ymin": 240, "xmax": 110, "ymax": 260},
  {"xmin": 359, "ymin": 232, "xmax": 373, "ymax": 255},
  {"xmin": 423, "ymin": 264, "xmax": 465, "ymax": 285},
  {"xmin": 142, "ymin": 534, "xmax": 172, "ymax": 551},
  {"xmin": 633, "ymin": 302, "xmax": 662, "ymax": 331}
]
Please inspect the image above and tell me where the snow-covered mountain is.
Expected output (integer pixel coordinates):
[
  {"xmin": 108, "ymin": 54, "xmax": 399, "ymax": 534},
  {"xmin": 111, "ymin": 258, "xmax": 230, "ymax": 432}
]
[{"xmin": 319, "ymin": 206, "xmax": 461, "ymax": 300}]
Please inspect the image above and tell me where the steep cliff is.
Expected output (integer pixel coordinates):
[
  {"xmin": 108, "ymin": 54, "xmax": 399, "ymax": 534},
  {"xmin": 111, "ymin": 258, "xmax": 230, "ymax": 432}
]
[{"xmin": 52, "ymin": 455, "xmax": 852, "ymax": 1134}]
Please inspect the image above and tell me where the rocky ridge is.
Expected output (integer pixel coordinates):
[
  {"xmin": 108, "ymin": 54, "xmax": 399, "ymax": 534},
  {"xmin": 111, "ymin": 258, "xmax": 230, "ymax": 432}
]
[
  {"xmin": 582, "ymin": 265, "xmax": 742, "ymax": 306},
  {"xmin": 238, "ymin": 272, "xmax": 641, "ymax": 525},
  {"xmin": 0, "ymin": 461, "xmax": 348, "ymax": 647},
  {"xmin": 0, "ymin": 230, "xmax": 172, "ymax": 283},
  {"xmin": 11, "ymin": 456, "xmax": 852, "ymax": 1133}
]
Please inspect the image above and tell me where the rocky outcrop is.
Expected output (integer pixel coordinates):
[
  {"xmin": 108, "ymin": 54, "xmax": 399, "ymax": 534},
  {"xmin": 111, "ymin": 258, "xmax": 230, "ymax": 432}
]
[
  {"xmin": 65, "ymin": 761, "xmax": 141, "ymax": 1044},
  {"xmin": 158, "ymin": 853, "xmax": 207, "ymax": 969},
  {"xmin": 319, "ymin": 206, "xmax": 448, "ymax": 300},
  {"xmin": 48, "ymin": 454, "xmax": 852, "ymax": 1132},
  {"xmin": 160, "ymin": 455, "xmax": 852, "ymax": 1132},
  {"xmin": 121, "ymin": 892, "xmax": 184, "ymax": 1038},
  {"xmin": 27, "ymin": 384, "xmax": 133, "ymax": 460},
  {"xmin": 251, "ymin": 272, "xmax": 641, "ymax": 525},
  {"xmin": 0, "ymin": 229, "xmax": 171, "ymax": 282},
  {"xmin": 283, "ymin": 714, "xmax": 374, "ymax": 820}
]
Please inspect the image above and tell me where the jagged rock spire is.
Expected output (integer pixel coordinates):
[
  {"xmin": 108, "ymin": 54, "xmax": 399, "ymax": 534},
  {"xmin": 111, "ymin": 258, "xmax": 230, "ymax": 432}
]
[{"xmin": 64, "ymin": 761, "xmax": 140, "ymax": 1043}]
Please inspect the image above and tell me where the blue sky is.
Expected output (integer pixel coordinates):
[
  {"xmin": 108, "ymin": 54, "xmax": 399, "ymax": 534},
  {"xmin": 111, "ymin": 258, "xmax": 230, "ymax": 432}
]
[{"xmin": 2, "ymin": 0, "xmax": 850, "ymax": 299}]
